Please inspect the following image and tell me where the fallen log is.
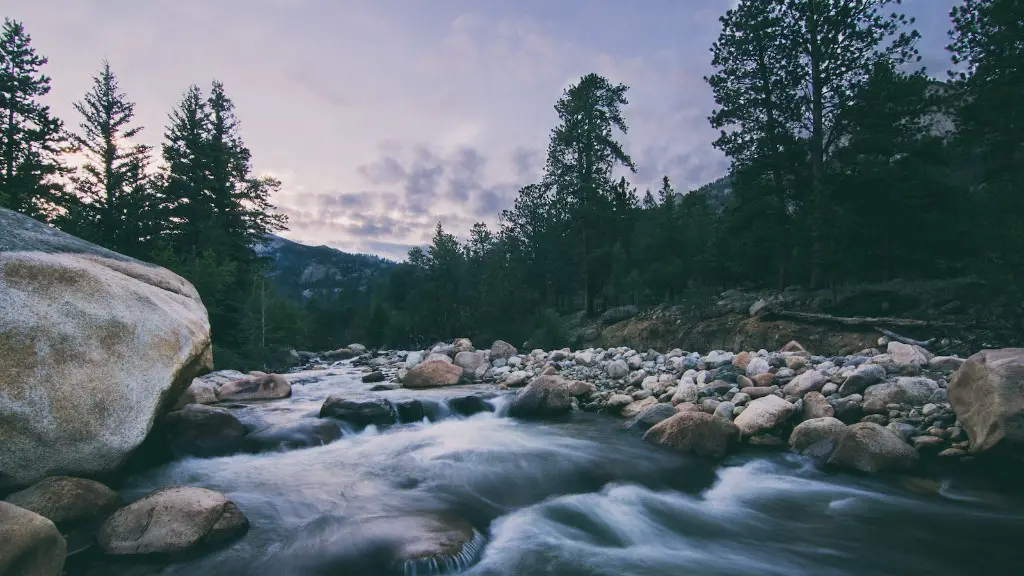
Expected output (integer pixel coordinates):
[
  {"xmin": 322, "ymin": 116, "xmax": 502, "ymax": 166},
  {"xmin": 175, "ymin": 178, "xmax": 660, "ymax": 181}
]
[
  {"xmin": 875, "ymin": 327, "xmax": 935, "ymax": 348},
  {"xmin": 763, "ymin": 309, "xmax": 956, "ymax": 328}
]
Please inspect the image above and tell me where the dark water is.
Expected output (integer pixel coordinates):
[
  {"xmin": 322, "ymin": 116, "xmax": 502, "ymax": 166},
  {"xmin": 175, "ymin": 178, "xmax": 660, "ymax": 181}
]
[{"xmin": 86, "ymin": 366, "xmax": 1024, "ymax": 576}]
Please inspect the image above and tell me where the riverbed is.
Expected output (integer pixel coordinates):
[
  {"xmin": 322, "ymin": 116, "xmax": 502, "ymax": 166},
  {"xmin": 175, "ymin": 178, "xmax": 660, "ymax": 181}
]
[{"xmin": 80, "ymin": 365, "xmax": 1024, "ymax": 575}]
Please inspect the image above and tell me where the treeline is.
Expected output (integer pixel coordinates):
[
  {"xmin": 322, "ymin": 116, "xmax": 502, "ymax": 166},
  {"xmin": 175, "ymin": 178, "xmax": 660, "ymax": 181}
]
[
  {"xmin": 336, "ymin": 0, "xmax": 1022, "ymax": 349},
  {"xmin": 0, "ymin": 18, "xmax": 290, "ymax": 368}
]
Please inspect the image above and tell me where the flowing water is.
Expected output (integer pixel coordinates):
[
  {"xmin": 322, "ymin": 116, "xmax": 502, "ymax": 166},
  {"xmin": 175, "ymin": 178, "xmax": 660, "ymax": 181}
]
[{"xmin": 82, "ymin": 365, "xmax": 1024, "ymax": 575}]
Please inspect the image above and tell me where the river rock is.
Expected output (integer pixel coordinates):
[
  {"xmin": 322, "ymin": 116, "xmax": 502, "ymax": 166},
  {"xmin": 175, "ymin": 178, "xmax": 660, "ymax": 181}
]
[
  {"xmin": 0, "ymin": 501, "xmax": 66, "ymax": 576},
  {"xmin": 452, "ymin": 338, "xmax": 474, "ymax": 354},
  {"xmin": 162, "ymin": 404, "xmax": 246, "ymax": 458},
  {"xmin": 504, "ymin": 370, "xmax": 531, "ymax": 387},
  {"xmin": 320, "ymin": 397, "xmax": 398, "ymax": 428},
  {"xmin": 830, "ymin": 394, "xmax": 865, "ymax": 424},
  {"xmin": 643, "ymin": 412, "xmax": 740, "ymax": 458},
  {"xmin": 801, "ymin": 391, "xmax": 834, "ymax": 420},
  {"xmin": 789, "ymin": 417, "xmax": 846, "ymax": 453},
  {"xmin": 781, "ymin": 341, "xmax": 808, "ymax": 354},
  {"xmin": 361, "ymin": 371, "xmax": 385, "ymax": 383},
  {"xmin": 565, "ymin": 380, "xmax": 596, "ymax": 397},
  {"xmin": 490, "ymin": 340, "xmax": 518, "ymax": 360},
  {"xmin": 839, "ymin": 363, "xmax": 886, "ymax": 397},
  {"xmin": 98, "ymin": 487, "xmax": 248, "ymax": 555},
  {"xmin": 172, "ymin": 379, "xmax": 220, "ymax": 409},
  {"xmin": 887, "ymin": 341, "xmax": 932, "ymax": 366},
  {"xmin": 508, "ymin": 375, "xmax": 572, "ymax": 419},
  {"xmin": 622, "ymin": 397, "xmax": 658, "ymax": 419},
  {"xmin": 671, "ymin": 381, "xmax": 699, "ymax": 405},
  {"xmin": 742, "ymin": 386, "xmax": 776, "ymax": 399},
  {"xmin": 218, "ymin": 374, "xmax": 292, "ymax": 402},
  {"xmin": 624, "ymin": 403, "xmax": 676, "ymax": 431},
  {"xmin": 426, "ymin": 353, "xmax": 454, "ymax": 364},
  {"xmin": 606, "ymin": 359, "xmax": 629, "ymax": 379},
  {"xmin": 3, "ymin": 476, "xmax": 119, "ymax": 532},
  {"xmin": 929, "ymin": 356, "xmax": 965, "ymax": 372},
  {"xmin": 863, "ymin": 377, "xmax": 938, "ymax": 406},
  {"xmin": 948, "ymin": 348, "xmax": 1024, "ymax": 454},
  {"xmin": 347, "ymin": 343, "xmax": 368, "ymax": 355},
  {"xmin": 453, "ymin": 351, "xmax": 489, "ymax": 378},
  {"xmin": 242, "ymin": 419, "xmax": 343, "ymax": 453},
  {"xmin": 733, "ymin": 395, "xmax": 794, "ymax": 436},
  {"xmin": 404, "ymin": 360, "xmax": 464, "ymax": 388},
  {"xmin": 0, "ymin": 208, "xmax": 213, "ymax": 490},
  {"xmin": 713, "ymin": 401, "xmax": 736, "ymax": 421},
  {"xmin": 782, "ymin": 370, "xmax": 827, "ymax": 397},
  {"xmin": 404, "ymin": 351, "xmax": 424, "ymax": 369},
  {"xmin": 447, "ymin": 395, "xmax": 495, "ymax": 417},
  {"xmin": 746, "ymin": 357, "xmax": 770, "ymax": 377},
  {"xmin": 323, "ymin": 348, "xmax": 356, "ymax": 361},
  {"xmin": 825, "ymin": 422, "xmax": 919, "ymax": 473},
  {"xmin": 606, "ymin": 394, "xmax": 634, "ymax": 411}
]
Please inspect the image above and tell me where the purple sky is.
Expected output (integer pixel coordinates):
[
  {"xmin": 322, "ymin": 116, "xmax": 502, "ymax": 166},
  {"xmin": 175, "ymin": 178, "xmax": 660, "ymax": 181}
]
[{"xmin": 5, "ymin": 0, "xmax": 960, "ymax": 260}]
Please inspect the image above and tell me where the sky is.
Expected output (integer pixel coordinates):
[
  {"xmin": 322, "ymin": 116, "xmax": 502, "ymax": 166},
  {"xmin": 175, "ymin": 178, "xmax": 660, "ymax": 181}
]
[{"xmin": 5, "ymin": 0, "xmax": 960, "ymax": 261}]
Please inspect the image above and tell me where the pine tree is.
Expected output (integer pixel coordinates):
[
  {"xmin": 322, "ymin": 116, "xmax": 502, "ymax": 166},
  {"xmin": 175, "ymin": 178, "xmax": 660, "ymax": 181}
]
[
  {"xmin": 64, "ymin": 60, "xmax": 154, "ymax": 254},
  {"xmin": 0, "ymin": 18, "xmax": 69, "ymax": 219},
  {"xmin": 159, "ymin": 84, "xmax": 212, "ymax": 257},
  {"xmin": 544, "ymin": 73, "xmax": 636, "ymax": 315}
]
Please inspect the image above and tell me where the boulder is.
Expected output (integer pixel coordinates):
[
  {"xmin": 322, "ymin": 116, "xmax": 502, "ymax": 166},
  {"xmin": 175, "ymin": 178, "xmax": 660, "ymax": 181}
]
[
  {"xmin": 172, "ymin": 379, "xmax": 219, "ymax": 409},
  {"xmin": 241, "ymin": 419, "xmax": 343, "ymax": 453},
  {"xmin": 621, "ymin": 397, "xmax": 658, "ymax": 419},
  {"xmin": 508, "ymin": 375, "xmax": 572, "ymax": 419},
  {"xmin": 404, "ymin": 351, "xmax": 424, "ymax": 369},
  {"xmin": 403, "ymin": 360, "xmax": 464, "ymax": 389},
  {"xmin": 453, "ymin": 351, "xmax": 489, "ymax": 376},
  {"xmin": 733, "ymin": 395, "xmax": 794, "ymax": 436},
  {"xmin": 863, "ymin": 377, "xmax": 938, "ymax": 406},
  {"xmin": 782, "ymin": 371, "xmax": 827, "ymax": 397},
  {"xmin": 320, "ymin": 397, "xmax": 398, "ymax": 428},
  {"xmin": 671, "ymin": 381, "xmax": 699, "ymax": 405},
  {"xmin": 447, "ymin": 395, "xmax": 495, "ymax": 417},
  {"xmin": 929, "ymin": 356, "xmax": 965, "ymax": 372},
  {"xmin": 780, "ymin": 341, "xmax": 808, "ymax": 354},
  {"xmin": 623, "ymin": 404, "xmax": 676, "ymax": 431},
  {"xmin": 643, "ymin": 412, "xmax": 740, "ymax": 458},
  {"xmin": 789, "ymin": 417, "xmax": 846, "ymax": 453},
  {"xmin": 426, "ymin": 353, "xmax": 453, "ymax": 364},
  {"xmin": 746, "ymin": 357, "xmax": 770, "ymax": 377},
  {"xmin": 504, "ymin": 370, "xmax": 531, "ymax": 387},
  {"xmin": 838, "ymin": 363, "xmax": 886, "ymax": 397},
  {"xmin": 98, "ymin": 487, "xmax": 248, "ymax": 555},
  {"xmin": 606, "ymin": 360, "xmax": 629, "ymax": 379},
  {"xmin": 948, "ymin": 348, "xmax": 1024, "ymax": 454},
  {"xmin": 162, "ymin": 404, "xmax": 246, "ymax": 459},
  {"xmin": 218, "ymin": 374, "xmax": 292, "ymax": 402},
  {"xmin": 489, "ymin": 340, "xmax": 518, "ymax": 360},
  {"xmin": 3, "ymin": 476, "xmax": 119, "ymax": 531},
  {"xmin": 565, "ymin": 380, "xmax": 596, "ymax": 397},
  {"xmin": 825, "ymin": 422, "xmax": 919, "ymax": 473},
  {"xmin": 0, "ymin": 208, "xmax": 212, "ymax": 490},
  {"xmin": 0, "ymin": 501, "xmax": 66, "ymax": 576},
  {"xmin": 801, "ymin": 391, "xmax": 834, "ymax": 420},
  {"xmin": 347, "ymin": 343, "xmax": 368, "ymax": 355},
  {"xmin": 452, "ymin": 338, "xmax": 474, "ymax": 354},
  {"xmin": 323, "ymin": 348, "xmax": 356, "ymax": 361},
  {"xmin": 605, "ymin": 394, "xmax": 634, "ymax": 411},
  {"xmin": 361, "ymin": 371, "xmax": 385, "ymax": 383},
  {"xmin": 887, "ymin": 341, "xmax": 932, "ymax": 366}
]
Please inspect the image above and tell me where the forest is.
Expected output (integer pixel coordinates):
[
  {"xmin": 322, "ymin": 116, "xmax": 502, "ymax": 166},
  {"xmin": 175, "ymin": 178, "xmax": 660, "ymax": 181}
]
[{"xmin": 0, "ymin": 0, "xmax": 1020, "ymax": 368}]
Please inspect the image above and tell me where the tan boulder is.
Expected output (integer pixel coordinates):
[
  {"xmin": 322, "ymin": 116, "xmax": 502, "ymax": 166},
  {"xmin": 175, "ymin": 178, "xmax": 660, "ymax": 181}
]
[
  {"xmin": 826, "ymin": 422, "xmax": 919, "ymax": 473},
  {"xmin": 948, "ymin": 348, "xmax": 1024, "ymax": 454},
  {"xmin": 789, "ymin": 417, "xmax": 846, "ymax": 453},
  {"xmin": 621, "ymin": 397, "xmax": 658, "ymax": 419},
  {"xmin": 0, "ymin": 501, "xmax": 66, "ymax": 576},
  {"xmin": 643, "ymin": 412, "xmax": 740, "ymax": 458},
  {"xmin": 3, "ymin": 476, "xmax": 119, "ymax": 529},
  {"xmin": 733, "ymin": 395, "xmax": 794, "ymax": 436},
  {"xmin": 0, "ymin": 207, "xmax": 212, "ymax": 490},
  {"xmin": 508, "ymin": 375, "xmax": 573, "ymax": 419},
  {"xmin": 403, "ymin": 360, "xmax": 464, "ymax": 389},
  {"xmin": 218, "ymin": 374, "xmax": 292, "ymax": 401}
]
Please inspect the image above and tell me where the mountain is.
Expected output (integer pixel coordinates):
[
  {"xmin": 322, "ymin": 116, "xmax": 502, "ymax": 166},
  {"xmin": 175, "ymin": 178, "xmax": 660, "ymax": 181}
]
[{"xmin": 256, "ymin": 235, "xmax": 396, "ymax": 300}]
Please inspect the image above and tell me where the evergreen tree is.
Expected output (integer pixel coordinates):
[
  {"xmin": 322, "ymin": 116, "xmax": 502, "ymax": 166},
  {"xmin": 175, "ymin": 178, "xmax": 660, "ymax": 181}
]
[
  {"xmin": 0, "ymin": 18, "xmax": 69, "ymax": 219},
  {"xmin": 159, "ymin": 84, "xmax": 212, "ymax": 256},
  {"xmin": 63, "ymin": 60, "xmax": 155, "ymax": 255}
]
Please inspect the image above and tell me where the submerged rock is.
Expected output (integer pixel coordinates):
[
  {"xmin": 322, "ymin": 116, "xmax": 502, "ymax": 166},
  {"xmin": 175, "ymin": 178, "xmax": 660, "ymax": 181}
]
[
  {"xmin": 447, "ymin": 395, "xmax": 495, "ymax": 417},
  {"xmin": 320, "ymin": 397, "xmax": 398, "ymax": 428},
  {"xmin": 404, "ymin": 360, "xmax": 464, "ymax": 389},
  {"xmin": 98, "ymin": 486, "xmax": 249, "ymax": 555},
  {"xmin": 162, "ymin": 404, "xmax": 246, "ymax": 459},
  {"xmin": 643, "ymin": 412, "xmax": 740, "ymax": 458},
  {"xmin": 242, "ymin": 419, "xmax": 343, "ymax": 453},
  {"xmin": 0, "ymin": 501, "xmax": 66, "ymax": 576}
]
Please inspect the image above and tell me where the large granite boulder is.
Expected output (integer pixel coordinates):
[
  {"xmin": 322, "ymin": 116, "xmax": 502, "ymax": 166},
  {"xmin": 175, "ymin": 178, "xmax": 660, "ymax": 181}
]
[
  {"xmin": 98, "ymin": 486, "xmax": 248, "ymax": 555},
  {"xmin": 643, "ymin": 412, "xmax": 740, "ymax": 458},
  {"xmin": 403, "ymin": 360, "xmax": 464, "ymax": 389},
  {"xmin": 508, "ymin": 375, "xmax": 573, "ymax": 419},
  {"xmin": 0, "ymin": 501, "xmax": 66, "ymax": 576},
  {"xmin": 0, "ymin": 207, "xmax": 212, "ymax": 490},
  {"xmin": 948, "ymin": 348, "xmax": 1024, "ymax": 454}
]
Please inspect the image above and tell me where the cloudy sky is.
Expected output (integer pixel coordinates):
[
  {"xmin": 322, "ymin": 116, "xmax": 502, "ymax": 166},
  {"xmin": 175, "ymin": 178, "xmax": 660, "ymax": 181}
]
[{"xmin": 7, "ymin": 0, "xmax": 959, "ymax": 260}]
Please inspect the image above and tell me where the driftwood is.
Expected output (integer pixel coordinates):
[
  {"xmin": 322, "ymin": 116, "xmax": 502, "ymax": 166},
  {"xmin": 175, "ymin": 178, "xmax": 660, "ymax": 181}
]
[
  {"xmin": 875, "ymin": 327, "xmax": 935, "ymax": 348},
  {"xmin": 763, "ymin": 309, "xmax": 956, "ymax": 328}
]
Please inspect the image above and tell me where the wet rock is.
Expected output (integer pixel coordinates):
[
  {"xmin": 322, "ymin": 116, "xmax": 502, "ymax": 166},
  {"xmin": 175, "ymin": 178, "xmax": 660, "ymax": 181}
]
[
  {"xmin": 864, "ymin": 377, "xmax": 938, "ymax": 406},
  {"xmin": 396, "ymin": 400, "xmax": 426, "ymax": 423},
  {"xmin": 643, "ymin": 412, "xmax": 740, "ymax": 458},
  {"xmin": 162, "ymin": 404, "xmax": 246, "ymax": 458},
  {"xmin": 912, "ymin": 435, "xmax": 945, "ymax": 453},
  {"xmin": 801, "ymin": 391, "xmax": 834, "ymax": 420},
  {"xmin": 509, "ymin": 375, "xmax": 573, "ymax": 419},
  {"xmin": 490, "ymin": 340, "xmax": 517, "ymax": 360},
  {"xmin": 242, "ymin": 419, "xmax": 343, "ymax": 452},
  {"xmin": 624, "ymin": 404, "xmax": 677, "ymax": 431},
  {"xmin": 447, "ymin": 395, "xmax": 495, "ymax": 417},
  {"xmin": 218, "ymin": 374, "xmax": 292, "ymax": 402},
  {"xmin": 826, "ymin": 422, "xmax": 919, "ymax": 473},
  {"xmin": 320, "ymin": 397, "xmax": 398, "ymax": 428},
  {"xmin": 733, "ymin": 395, "xmax": 794, "ymax": 436},
  {"xmin": 782, "ymin": 371, "xmax": 827, "ymax": 397},
  {"xmin": 789, "ymin": 417, "xmax": 846, "ymax": 452},
  {"xmin": 362, "ymin": 371, "xmax": 385, "ymax": 383},
  {"xmin": 404, "ymin": 360, "xmax": 464, "ymax": 389},
  {"xmin": 98, "ymin": 487, "xmax": 249, "ymax": 555},
  {"xmin": 948, "ymin": 348, "xmax": 1024, "ymax": 454},
  {"xmin": 622, "ymin": 397, "xmax": 659, "ymax": 419},
  {"xmin": 370, "ymin": 382, "xmax": 401, "ymax": 391},
  {"xmin": 0, "ymin": 501, "xmax": 66, "ymax": 576},
  {"xmin": 839, "ymin": 363, "xmax": 886, "ymax": 397}
]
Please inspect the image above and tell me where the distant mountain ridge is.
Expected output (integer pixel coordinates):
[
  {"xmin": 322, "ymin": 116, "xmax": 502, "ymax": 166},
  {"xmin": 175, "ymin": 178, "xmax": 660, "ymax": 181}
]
[{"xmin": 256, "ymin": 234, "xmax": 395, "ymax": 300}]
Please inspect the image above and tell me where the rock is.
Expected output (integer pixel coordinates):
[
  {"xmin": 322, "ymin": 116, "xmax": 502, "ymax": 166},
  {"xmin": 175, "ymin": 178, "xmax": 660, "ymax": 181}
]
[
  {"xmin": 574, "ymin": 351, "xmax": 596, "ymax": 366},
  {"xmin": 347, "ymin": 343, "xmax": 368, "ymax": 355},
  {"xmin": 785, "ymin": 356, "xmax": 807, "ymax": 370},
  {"xmin": 361, "ymin": 371, "xmax": 385, "ymax": 383},
  {"xmin": 405, "ymin": 351, "xmax": 424, "ymax": 369},
  {"xmin": 172, "ymin": 375, "xmax": 225, "ymax": 409},
  {"xmin": 731, "ymin": 392, "xmax": 751, "ymax": 406},
  {"xmin": 241, "ymin": 419, "xmax": 343, "ymax": 453},
  {"xmin": 218, "ymin": 374, "xmax": 292, "ymax": 402},
  {"xmin": 0, "ymin": 501, "xmax": 66, "ymax": 576},
  {"xmin": 671, "ymin": 382, "xmax": 699, "ymax": 405},
  {"xmin": 426, "ymin": 353, "xmax": 453, "ymax": 364},
  {"xmin": 643, "ymin": 412, "xmax": 740, "ymax": 458},
  {"xmin": 749, "ymin": 298, "xmax": 767, "ymax": 316},
  {"xmin": 403, "ymin": 360, "xmax": 464, "ymax": 389},
  {"xmin": 746, "ymin": 358, "xmax": 770, "ymax": 377},
  {"xmin": 825, "ymin": 422, "xmax": 919, "ymax": 473},
  {"xmin": 504, "ymin": 370, "xmax": 531, "ymax": 387},
  {"xmin": 600, "ymin": 305, "xmax": 639, "ymax": 325},
  {"xmin": 98, "ymin": 487, "xmax": 248, "ymax": 555},
  {"xmin": 782, "ymin": 371, "xmax": 827, "ymax": 397},
  {"xmin": 489, "ymin": 340, "xmax": 517, "ymax": 360},
  {"xmin": 912, "ymin": 435, "xmax": 945, "ymax": 453},
  {"xmin": 743, "ymin": 386, "xmax": 776, "ymax": 399},
  {"xmin": 395, "ymin": 400, "xmax": 426, "ymax": 423},
  {"xmin": 565, "ymin": 380, "xmax": 596, "ymax": 397},
  {"xmin": 0, "ymin": 208, "xmax": 213, "ymax": 490},
  {"xmin": 508, "ymin": 375, "xmax": 573, "ymax": 419},
  {"xmin": 447, "ymin": 395, "xmax": 495, "ymax": 417},
  {"xmin": 733, "ymin": 395, "xmax": 794, "ymax": 436},
  {"xmin": 3, "ymin": 476, "xmax": 119, "ymax": 533},
  {"xmin": 929, "ymin": 356, "xmax": 965, "ymax": 372},
  {"xmin": 451, "ymin": 338, "xmax": 474, "ymax": 353},
  {"xmin": 713, "ymin": 401, "xmax": 736, "ymax": 421},
  {"xmin": 948, "ymin": 348, "xmax": 1024, "ymax": 454},
  {"xmin": 830, "ymin": 394, "xmax": 865, "ymax": 424},
  {"xmin": 864, "ymin": 377, "xmax": 938, "ymax": 406},
  {"xmin": 323, "ymin": 348, "xmax": 356, "ymax": 361},
  {"xmin": 838, "ymin": 363, "xmax": 886, "ymax": 397},
  {"xmin": 606, "ymin": 360, "xmax": 629, "ymax": 379},
  {"xmin": 780, "ymin": 341, "xmax": 808, "ymax": 354},
  {"xmin": 802, "ymin": 391, "xmax": 834, "ymax": 420},
  {"xmin": 606, "ymin": 394, "xmax": 634, "ymax": 411},
  {"xmin": 453, "ymin": 351, "xmax": 489, "ymax": 376},
  {"xmin": 623, "ymin": 404, "xmax": 676, "ymax": 431},
  {"xmin": 789, "ymin": 417, "xmax": 846, "ymax": 453},
  {"xmin": 162, "ymin": 404, "xmax": 246, "ymax": 458},
  {"xmin": 622, "ymin": 397, "xmax": 659, "ymax": 419},
  {"xmin": 887, "ymin": 341, "xmax": 932, "ymax": 366},
  {"xmin": 320, "ymin": 397, "xmax": 398, "ymax": 428}
]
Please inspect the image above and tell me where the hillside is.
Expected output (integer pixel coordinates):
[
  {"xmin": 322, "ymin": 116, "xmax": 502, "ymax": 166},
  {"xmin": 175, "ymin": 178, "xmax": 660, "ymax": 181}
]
[{"xmin": 256, "ymin": 235, "xmax": 395, "ymax": 300}]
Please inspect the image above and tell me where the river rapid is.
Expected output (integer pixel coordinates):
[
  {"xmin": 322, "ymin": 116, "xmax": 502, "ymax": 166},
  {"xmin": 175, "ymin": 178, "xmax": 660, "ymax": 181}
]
[{"xmin": 81, "ymin": 364, "xmax": 1024, "ymax": 576}]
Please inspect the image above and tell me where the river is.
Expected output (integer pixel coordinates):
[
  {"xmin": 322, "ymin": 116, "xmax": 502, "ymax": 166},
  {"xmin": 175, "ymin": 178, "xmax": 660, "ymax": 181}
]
[{"xmin": 78, "ymin": 364, "xmax": 1024, "ymax": 575}]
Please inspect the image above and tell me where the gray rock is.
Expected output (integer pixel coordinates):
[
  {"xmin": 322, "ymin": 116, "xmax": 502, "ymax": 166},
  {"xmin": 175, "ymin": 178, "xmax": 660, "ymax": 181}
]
[
  {"xmin": 405, "ymin": 351, "xmax": 424, "ymax": 369},
  {"xmin": 218, "ymin": 374, "xmax": 292, "ymax": 402},
  {"xmin": 403, "ymin": 360, "xmax": 464, "ymax": 388},
  {"xmin": 887, "ymin": 341, "xmax": 932, "ymax": 366},
  {"xmin": 671, "ymin": 382, "xmax": 699, "ymax": 405},
  {"xmin": 3, "ymin": 476, "xmax": 119, "ymax": 530},
  {"xmin": 838, "ymin": 363, "xmax": 886, "ymax": 397},
  {"xmin": 622, "ymin": 397, "xmax": 659, "ymax": 419},
  {"xmin": 606, "ymin": 394, "xmax": 634, "ymax": 411},
  {"xmin": 864, "ymin": 377, "xmax": 938, "ymax": 406},
  {"xmin": 624, "ymin": 404, "xmax": 677, "ymax": 431},
  {"xmin": 825, "ymin": 422, "xmax": 919, "ymax": 473},
  {"xmin": 320, "ymin": 397, "xmax": 398, "ymax": 428},
  {"xmin": 929, "ymin": 356, "xmax": 965, "ymax": 372},
  {"xmin": 713, "ymin": 401, "xmax": 736, "ymax": 421},
  {"xmin": 789, "ymin": 417, "xmax": 846, "ymax": 453},
  {"xmin": 162, "ymin": 404, "xmax": 246, "ymax": 458},
  {"xmin": 782, "ymin": 371, "xmax": 827, "ymax": 397},
  {"xmin": 0, "ymin": 501, "xmax": 66, "ymax": 576},
  {"xmin": 508, "ymin": 375, "xmax": 573, "ymax": 419},
  {"xmin": 733, "ymin": 395, "xmax": 794, "ymax": 436},
  {"xmin": 489, "ymin": 340, "xmax": 518, "ymax": 360},
  {"xmin": 606, "ymin": 360, "xmax": 630, "ymax": 379},
  {"xmin": 361, "ymin": 371, "xmax": 385, "ymax": 383},
  {"xmin": 802, "ymin": 391, "xmax": 835, "ymax": 420},
  {"xmin": 948, "ymin": 348, "xmax": 1024, "ymax": 453},
  {"xmin": 643, "ymin": 412, "xmax": 740, "ymax": 458}
]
